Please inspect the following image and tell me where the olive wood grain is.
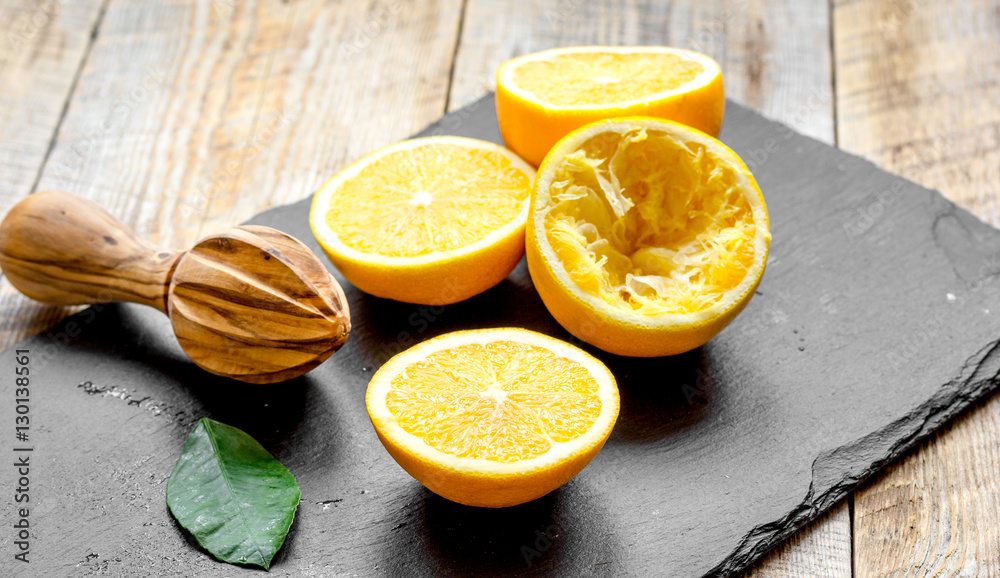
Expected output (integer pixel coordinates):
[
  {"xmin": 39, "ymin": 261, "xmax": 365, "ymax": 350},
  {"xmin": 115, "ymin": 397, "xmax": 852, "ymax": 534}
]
[
  {"xmin": 0, "ymin": 191, "xmax": 350, "ymax": 383},
  {"xmin": 0, "ymin": 191, "xmax": 182, "ymax": 312},
  {"xmin": 169, "ymin": 225, "xmax": 351, "ymax": 383}
]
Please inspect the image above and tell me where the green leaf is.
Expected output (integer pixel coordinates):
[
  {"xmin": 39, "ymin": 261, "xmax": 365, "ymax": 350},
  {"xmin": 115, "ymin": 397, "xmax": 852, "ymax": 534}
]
[{"xmin": 166, "ymin": 418, "xmax": 300, "ymax": 570}]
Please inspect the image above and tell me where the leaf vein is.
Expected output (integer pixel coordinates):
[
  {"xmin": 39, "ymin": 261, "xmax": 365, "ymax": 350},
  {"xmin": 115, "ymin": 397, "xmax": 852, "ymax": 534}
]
[{"xmin": 203, "ymin": 419, "xmax": 268, "ymax": 567}]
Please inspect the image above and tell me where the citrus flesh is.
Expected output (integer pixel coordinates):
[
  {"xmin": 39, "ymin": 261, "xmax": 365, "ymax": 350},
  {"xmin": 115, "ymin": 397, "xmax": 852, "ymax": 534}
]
[
  {"xmin": 527, "ymin": 118, "xmax": 770, "ymax": 357},
  {"xmin": 310, "ymin": 137, "xmax": 534, "ymax": 305},
  {"xmin": 366, "ymin": 328, "xmax": 619, "ymax": 508},
  {"xmin": 497, "ymin": 46, "xmax": 724, "ymax": 166},
  {"xmin": 510, "ymin": 50, "xmax": 706, "ymax": 106}
]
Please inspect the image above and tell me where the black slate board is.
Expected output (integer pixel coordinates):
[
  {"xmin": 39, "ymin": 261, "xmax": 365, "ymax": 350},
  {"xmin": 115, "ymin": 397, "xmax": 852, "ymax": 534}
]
[{"xmin": 3, "ymin": 95, "xmax": 1000, "ymax": 577}]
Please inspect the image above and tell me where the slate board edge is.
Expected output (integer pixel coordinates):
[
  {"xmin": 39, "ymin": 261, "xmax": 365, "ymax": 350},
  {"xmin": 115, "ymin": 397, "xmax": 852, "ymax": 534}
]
[
  {"xmin": 694, "ymin": 99, "xmax": 1000, "ymax": 576},
  {"xmin": 243, "ymin": 93, "xmax": 1000, "ymax": 576},
  {"xmin": 6, "ymin": 94, "xmax": 994, "ymax": 576},
  {"xmin": 708, "ymin": 338, "xmax": 1000, "ymax": 576}
]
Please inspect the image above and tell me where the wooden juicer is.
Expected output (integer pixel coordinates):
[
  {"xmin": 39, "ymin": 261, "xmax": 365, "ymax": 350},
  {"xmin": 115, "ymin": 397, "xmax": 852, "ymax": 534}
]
[{"xmin": 0, "ymin": 191, "xmax": 351, "ymax": 384}]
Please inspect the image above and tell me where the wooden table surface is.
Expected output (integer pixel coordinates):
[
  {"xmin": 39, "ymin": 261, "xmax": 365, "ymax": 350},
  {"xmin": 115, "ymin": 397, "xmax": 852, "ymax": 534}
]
[{"xmin": 1, "ymin": 1, "xmax": 998, "ymax": 576}]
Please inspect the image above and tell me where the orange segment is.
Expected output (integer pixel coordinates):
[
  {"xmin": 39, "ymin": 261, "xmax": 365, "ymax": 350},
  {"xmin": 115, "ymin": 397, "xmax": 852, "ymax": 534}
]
[
  {"xmin": 324, "ymin": 145, "xmax": 531, "ymax": 257},
  {"xmin": 385, "ymin": 341, "xmax": 601, "ymax": 462},
  {"xmin": 497, "ymin": 46, "xmax": 725, "ymax": 167},
  {"xmin": 526, "ymin": 117, "xmax": 770, "ymax": 357},
  {"xmin": 366, "ymin": 328, "xmax": 619, "ymax": 508},
  {"xmin": 310, "ymin": 137, "xmax": 535, "ymax": 305},
  {"xmin": 511, "ymin": 51, "xmax": 705, "ymax": 106}
]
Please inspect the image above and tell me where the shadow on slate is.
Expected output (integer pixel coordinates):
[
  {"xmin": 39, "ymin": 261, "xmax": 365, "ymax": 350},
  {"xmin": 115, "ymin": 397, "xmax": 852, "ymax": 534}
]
[{"xmin": 2, "ymin": 94, "xmax": 1000, "ymax": 577}]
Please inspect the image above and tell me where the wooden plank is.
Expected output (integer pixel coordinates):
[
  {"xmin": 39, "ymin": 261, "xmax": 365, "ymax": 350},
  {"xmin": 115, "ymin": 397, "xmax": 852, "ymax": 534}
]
[
  {"xmin": 0, "ymin": 0, "xmax": 107, "ymax": 349},
  {"xmin": 740, "ymin": 503, "xmax": 853, "ymax": 578},
  {"xmin": 0, "ymin": 0, "xmax": 465, "ymax": 349},
  {"xmin": 834, "ymin": 0, "xmax": 1000, "ymax": 575},
  {"xmin": 834, "ymin": 0, "xmax": 1000, "ymax": 226},
  {"xmin": 451, "ymin": 1, "xmax": 849, "ymax": 576},
  {"xmin": 0, "ymin": 0, "xmax": 106, "ymax": 213},
  {"xmin": 853, "ymin": 402, "xmax": 1000, "ymax": 576},
  {"xmin": 449, "ymin": 0, "xmax": 834, "ymax": 142}
]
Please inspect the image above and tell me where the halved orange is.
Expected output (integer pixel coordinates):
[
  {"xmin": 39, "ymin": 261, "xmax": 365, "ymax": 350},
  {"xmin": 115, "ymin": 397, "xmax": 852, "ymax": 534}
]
[
  {"xmin": 366, "ymin": 328, "xmax": 619, "ymax": 508},
  {"xmin": 497, "ymin": 46, "xmax": 725, "ymax": 167},
  {"xmin": 526, "ymin": 117, "xmax": 770, "ymax": 357},
  {"xmin": 310, "ymin": 137, "xmax": 535, "ymax": 305}
]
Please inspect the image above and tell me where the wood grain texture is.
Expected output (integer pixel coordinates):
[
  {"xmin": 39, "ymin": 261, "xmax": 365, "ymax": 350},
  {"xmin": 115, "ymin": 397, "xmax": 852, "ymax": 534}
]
[
  {"xmin": 0, "ymin": 191, "xmax": 181, "ymax": 311},
  {"xmin": 740, "ymin": 503, "xmax": 853, "ymax": 578},
  {"xmin": 7, "ymin": 96, "xmax": 1000, "ymax": 576},
  {"xmin": 0, "ymin": 191, "xmax": 350, "ymax": 383},
  {"xmin": 451, "ymin": 1, "xmax": 848, "ymax": 576},
  {"xmin": 0, "ymin": 0, "xmax": 465, "ymax": 349},
  {"xmin": 834, "ymin": 0, "xmax": 1000, "ymax": 226},
  {"xmin": 0, "ymin": 0, "xmax": 106, "ymax": 214},
  {"xmin": 7, "ymin": 0, "xmax": 1000, "ymax": 573},
  {"xmin": 0, "ymin": 0, "xmax": 108, "ymax": 350},
  {"xmin": 835, "ymin": 0, "xmax": 1000, "ymax": 575},
  {"xmin": 854, "ymin": 398, "xmax": 1000, "ymax": 577},
  {"xmin": 449, "ymin": 0, "xmax": 834, "ymax": 142},
  {"xmin": 170, "ymin": 225, "xmax": 350, "ymax": 384}
]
